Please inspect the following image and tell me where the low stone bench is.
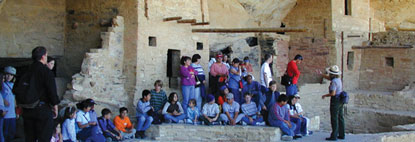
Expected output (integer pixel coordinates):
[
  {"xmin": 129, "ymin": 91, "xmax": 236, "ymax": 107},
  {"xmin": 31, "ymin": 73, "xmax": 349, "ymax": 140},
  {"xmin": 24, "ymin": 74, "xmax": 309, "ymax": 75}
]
[{"xmin": 144, "ymin": 116, "xmax": 319, "ymax": 141}]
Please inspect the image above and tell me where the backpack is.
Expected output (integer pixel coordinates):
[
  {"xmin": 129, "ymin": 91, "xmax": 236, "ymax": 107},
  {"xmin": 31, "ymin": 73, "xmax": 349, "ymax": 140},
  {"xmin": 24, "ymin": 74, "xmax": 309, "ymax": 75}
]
[
  {"xmin": 12, "ymin": 70, "xmax": 40, "ymax": 108},
  {"xmin": 281, "ymin": 72, "xmax": 293, "ymax": 86},
  {"xmin": 340, "ymin": 91, "xmax": 349, "ymax": 104}
]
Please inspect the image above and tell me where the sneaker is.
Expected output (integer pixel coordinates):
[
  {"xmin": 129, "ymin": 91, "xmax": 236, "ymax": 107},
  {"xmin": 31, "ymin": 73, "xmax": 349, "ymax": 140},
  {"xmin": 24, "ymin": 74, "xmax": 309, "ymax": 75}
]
[
  {"xmin": 141, "ymin": 131, "xmax": 147, "ymax": 139},
  {"xmin": 293, "ymin": 135, "xmax": 302, "ymax": 139},
  {"xmin": 337, "ymin": 136, "xmax": 345, "ymax": 140},
  {"xmin": 257, "ymin": 122, "xmax": 266, "ymax": 126},
  {"xmin": 281, "ymin": 135, "xmax": 293, "ymax": 141},
  {"xmin": 178, "ymin": 120, "xmax": 184, "ymax": 124},
  {"xmin": 242, "ymin": 121, "xmax": 247, "ymax": 126}
]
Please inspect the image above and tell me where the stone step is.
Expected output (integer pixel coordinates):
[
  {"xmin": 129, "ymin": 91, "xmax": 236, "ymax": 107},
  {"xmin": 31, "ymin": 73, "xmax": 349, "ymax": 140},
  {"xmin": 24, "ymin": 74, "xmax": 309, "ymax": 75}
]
[{"xmin": 145, "ymin": 124, "xmax": 282, "ymax": 142}]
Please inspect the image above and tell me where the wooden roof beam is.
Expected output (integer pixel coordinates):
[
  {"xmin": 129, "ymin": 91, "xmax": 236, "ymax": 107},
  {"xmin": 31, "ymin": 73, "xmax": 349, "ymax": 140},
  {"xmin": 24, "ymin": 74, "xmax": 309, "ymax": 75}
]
[
  {"xmin": 191, "ymin": 22, "xmax": 210, "ymax": 26},
  {"xmin": 192, "ymin": 28, "xmax": 307, "ymax": 33},
  {"xmin": 163, "ymin": 17, "xmax": 182, "ymax": 22},
  {"xmin": 177, "ymin": 19, "xmax": 197, "ymax": 24}
]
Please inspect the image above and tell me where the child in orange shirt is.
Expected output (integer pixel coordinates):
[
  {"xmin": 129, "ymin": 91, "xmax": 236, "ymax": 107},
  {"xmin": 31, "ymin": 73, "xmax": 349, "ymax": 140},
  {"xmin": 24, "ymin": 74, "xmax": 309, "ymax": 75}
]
[{"xmin": 114, "ymin": 107, "xmax": 136, "ymax": 140}]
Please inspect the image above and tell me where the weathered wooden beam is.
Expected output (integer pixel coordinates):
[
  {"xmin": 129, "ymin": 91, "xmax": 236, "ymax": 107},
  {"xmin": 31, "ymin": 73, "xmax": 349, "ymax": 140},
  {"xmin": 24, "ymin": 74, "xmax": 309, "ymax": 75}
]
[
  {"xmin": 352, "ymin": 45, "xmax": 413, "ymax": 49},
  {"xmin": 192, "ymin": 28, "xmax": 307, "ymax": 33},
  {"xmin": 163, "ymin": 17, "xmax": 182, "ymax": 22},
  {"xmin": 191, "ymin": 22, "xmax": 210, "ymax": 26},
  {"xmin": 397, "ymin": 28, "xmax": 415, "ymax": 31},
  {"xmin": 177, "ymin": 19, "xmax": 197, "ymax": 24}
]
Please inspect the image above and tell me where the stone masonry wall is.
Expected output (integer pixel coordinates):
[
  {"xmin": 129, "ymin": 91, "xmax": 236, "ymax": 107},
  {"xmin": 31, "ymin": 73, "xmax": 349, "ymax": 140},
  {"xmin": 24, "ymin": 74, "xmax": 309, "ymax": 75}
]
[
  {"xmin": 283, "ymin": 0, "xmax": 333, "ymax": 85},
  {"xmin": 0, "ymin": 0, "xmax": 65, "ymax": 57},
  {"xmin": 62, "ymin": 16, "xmax": 126, "ymax": 114},
  {"xmin": 372, "ymin": 31, "xmax": 415, "ymax": 46},
  {"xmin": 358, "ymin": 48, "xmax": 415, "ymax": 91},
  {"xmin": 135, "ymin": 0, "xmax": 210, "ymax": 105}
]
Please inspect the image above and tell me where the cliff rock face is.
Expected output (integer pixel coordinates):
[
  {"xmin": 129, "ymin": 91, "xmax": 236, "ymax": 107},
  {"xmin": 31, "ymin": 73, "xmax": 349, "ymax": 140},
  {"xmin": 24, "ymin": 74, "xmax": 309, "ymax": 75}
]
[
  {"xmin": 207, "ymin": 0, "xmax": 297, "ymax": 28},
  {"xmin": 371, "ymin": 0, "xmax": 415, "ymax": 30}
]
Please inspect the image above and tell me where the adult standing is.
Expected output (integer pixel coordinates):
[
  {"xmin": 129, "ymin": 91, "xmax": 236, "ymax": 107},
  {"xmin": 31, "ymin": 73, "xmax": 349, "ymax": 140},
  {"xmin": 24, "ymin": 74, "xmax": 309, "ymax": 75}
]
[
  {"xmin": 21, "ymin": 46, "xmax": 60, "ymax": 142},
  {"xmin": 209, "ymin": 53, "xmax": 229, "ymax": 99},
  {"xmin": 180, "ymin": 56, "xmax": 197, "ymax": 113},
  {"xmin": 191, "ymin": 54, "xmax": 206, "ymax": 112},
  {"xmin": 286, "ymin": 55, "xmax": 303, "ymax": 96},
  {"xmin": 260, "ymin": 54, "xmax": 273, "ymax": 88},
  {"xmin": 223, "ymin": 54, "xmax": 230, "ymax": 69},
  {"xmin": 320, "ymin": 65, "xmax": 344, "ymax": 141},
  {"xmin": 2, "ymin": 66, "xmax": 17, "ymax": 142}
]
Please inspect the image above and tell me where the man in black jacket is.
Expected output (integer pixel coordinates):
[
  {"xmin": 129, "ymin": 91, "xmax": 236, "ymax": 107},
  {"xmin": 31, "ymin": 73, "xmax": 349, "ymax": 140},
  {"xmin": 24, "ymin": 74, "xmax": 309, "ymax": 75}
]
[{"xmin": 23, "ymin": 46, "xmax": 60, "ymax": 142}]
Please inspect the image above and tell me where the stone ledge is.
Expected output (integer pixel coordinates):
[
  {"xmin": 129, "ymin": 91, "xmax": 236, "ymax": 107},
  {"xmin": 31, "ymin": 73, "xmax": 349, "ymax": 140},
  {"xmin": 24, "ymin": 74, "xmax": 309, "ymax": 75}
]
[{"xmin": 146, "ymin": 124, "xmax": 281, "ymax": 142}]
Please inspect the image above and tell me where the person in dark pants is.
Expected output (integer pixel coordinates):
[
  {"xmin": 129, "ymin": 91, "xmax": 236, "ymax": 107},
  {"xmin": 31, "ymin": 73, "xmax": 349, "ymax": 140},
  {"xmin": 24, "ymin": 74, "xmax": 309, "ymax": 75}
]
[
  {"xmin": 23, "ymin": 46, "xmax": 60, "ymax": 142},
  {"xmin": 320, "ymin": 65, "xmax": 344, "ymax": 141}
]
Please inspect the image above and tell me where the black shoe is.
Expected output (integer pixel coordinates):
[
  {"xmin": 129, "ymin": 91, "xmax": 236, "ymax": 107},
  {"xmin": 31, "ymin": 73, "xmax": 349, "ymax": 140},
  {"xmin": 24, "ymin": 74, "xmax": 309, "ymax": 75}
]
[
  {"xmin": 325, "ymin": 137, "xmax": 337, "ymax": 141},
  {"xmin": 337, "ymin": 136, "xmax": 345, "ymax": 140},
  {"xmin": 135, "ymin": 131, "xmax": 141, "ymax": 139},
  {"xmin": 293, "ymin": 135, "xmax": 302, "ymax": 139},
  {"xmin": 141, "ymin": 131, "xmax": 147, "ymax": 139}
]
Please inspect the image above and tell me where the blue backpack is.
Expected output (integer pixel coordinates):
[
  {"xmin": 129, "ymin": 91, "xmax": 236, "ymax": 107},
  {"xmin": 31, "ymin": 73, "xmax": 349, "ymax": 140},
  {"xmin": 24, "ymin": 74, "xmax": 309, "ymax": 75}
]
[{"xmin": 340, "ymin": 91, "xmax": 349, "ymax": 104}]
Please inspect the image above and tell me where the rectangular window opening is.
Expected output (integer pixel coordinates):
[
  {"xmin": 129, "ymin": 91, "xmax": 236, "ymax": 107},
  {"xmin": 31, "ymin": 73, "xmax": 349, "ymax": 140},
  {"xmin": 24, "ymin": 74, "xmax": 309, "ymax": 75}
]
[
  {"xmin": 345, "ymin": 0, "xmax": 352, "ymax": 16},
  {"xmin": 347, "ymin": 51, "xmax": 354, "ymax": 70},
  {"xmin": 149, "ymin": 36, "xmax": 157, "ymax": 47},
  {"xmin": 385, "ymin": 57, "xmax": 394, "ymax": 67},
  {"xmin": 197, "ymin": 42, "xmax": 203, "ymax": 50}
]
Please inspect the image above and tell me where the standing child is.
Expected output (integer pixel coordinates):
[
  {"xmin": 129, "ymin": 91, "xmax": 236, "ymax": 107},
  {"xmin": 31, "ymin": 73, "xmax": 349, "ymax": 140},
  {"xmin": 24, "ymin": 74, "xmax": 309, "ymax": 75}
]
[
  {"xmin": 114, "ymin": 107, "xmax": 137, "ymax": 140},
  {"xmin": 2, "ymin": 66, "xmax": 17, "ymax": 142},
  {"xmin": 220, "ymin": 93, "xmax": 244, "ymax": 125},
  {"xmin": 268, "ymin": 95, "xmax": 297, "ymax": 141},
  {"xmin": 201, "ymin": 95, "xmax": 220, "ymax": 125},
  {"xmin": 162, "ymin": 92, "xmax": 186, "ymax": 123},
  {"xmin": 186, "ymin": 99, "xmax": 200, "ymax": 125},
  {"xmin": 62, "ymin": 106, "xmax": 76, "ymax": 142},
  {"xmin": 136, "ymin": 90, "xmax": 154, "ymax": 139},
  {"xmin": 98, "ymin": 108, "xmax": 122, "ymax": 142},
  {"xmin": 241, "ymin": 93, "xmax": 264, "ymax": 126}
]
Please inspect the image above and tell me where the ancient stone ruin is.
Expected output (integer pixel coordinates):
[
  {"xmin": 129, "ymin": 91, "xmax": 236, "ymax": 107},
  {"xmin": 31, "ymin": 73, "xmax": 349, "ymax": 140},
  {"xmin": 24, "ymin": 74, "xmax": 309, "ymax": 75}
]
[{"xmin": 1, "ymin": 0, "xmax": 415, "ymax": 141}]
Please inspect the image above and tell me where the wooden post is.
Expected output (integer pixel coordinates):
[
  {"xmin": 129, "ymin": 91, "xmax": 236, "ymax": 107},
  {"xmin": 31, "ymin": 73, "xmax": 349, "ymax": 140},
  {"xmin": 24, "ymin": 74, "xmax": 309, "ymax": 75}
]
[
  {"xmin": 200, "ymin": 0, "xmax": 205, "ymax": 23},
  {"xmin": 192, "ymin": 28, "xmax": 307, "ymax": 33},
  {"xmin": 144, "ymin": 0, "xmax": 148, "ymax": 19}
]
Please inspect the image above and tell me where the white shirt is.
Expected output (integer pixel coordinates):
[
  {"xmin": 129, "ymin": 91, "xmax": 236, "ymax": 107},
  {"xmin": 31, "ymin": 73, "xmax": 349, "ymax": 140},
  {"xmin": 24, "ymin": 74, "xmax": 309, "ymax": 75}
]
[
  {"xmin": 260, "ymin": 62, "xmax": 272, "ymax": 87},
  {"xmin": 202, "ymin": 103, "xmax": 220, "ymax": 117},
  {"xmin": 76, "ymin": 111, "xmax": 90, "ymax": 125}
]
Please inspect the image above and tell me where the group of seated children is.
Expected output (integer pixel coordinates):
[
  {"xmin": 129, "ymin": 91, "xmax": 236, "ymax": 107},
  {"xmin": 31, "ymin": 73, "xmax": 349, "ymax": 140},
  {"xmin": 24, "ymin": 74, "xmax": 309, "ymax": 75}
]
[{"xmin": 58, "ymin": 99, "xmax": 144, "ymax": 142}]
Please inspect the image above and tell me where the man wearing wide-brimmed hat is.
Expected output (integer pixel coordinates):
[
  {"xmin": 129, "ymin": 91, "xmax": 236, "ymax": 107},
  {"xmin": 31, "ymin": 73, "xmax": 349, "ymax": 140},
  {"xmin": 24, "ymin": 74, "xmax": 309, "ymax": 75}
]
[{"xmin": 320, "ymin": 65, "xmax": 345, "ymax": 141}]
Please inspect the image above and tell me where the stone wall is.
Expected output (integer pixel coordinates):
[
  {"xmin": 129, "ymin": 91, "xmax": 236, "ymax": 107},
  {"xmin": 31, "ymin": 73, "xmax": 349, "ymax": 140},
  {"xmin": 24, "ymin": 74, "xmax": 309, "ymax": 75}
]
[
  {"xmin": 283, "ymin": 0, "xmax": 334, "ymax": 85},
  {"xmin": 358, "ymin": 48, "xmax": 415, "ymax": 91},
  {"xmin": 0, "ymin": 0, "xmax": 65, "ymax": 57},
  {"xmin": 62, "ymin": 16, "xmax": 127, "ymax": 114},
  {"xmin": 372, "ymin": 31, "xmax": 415, "ymax": 46},
  {"xmin": 146, "ymin": 125, "xmax": 281, "ymax": 141},
  {"xmin": 62, "ymin": 0, "xmax": 138, "ymax": 79},
  {"xmin": 134, "ymin": 0, "xmax": 210, "ymax": 104}
]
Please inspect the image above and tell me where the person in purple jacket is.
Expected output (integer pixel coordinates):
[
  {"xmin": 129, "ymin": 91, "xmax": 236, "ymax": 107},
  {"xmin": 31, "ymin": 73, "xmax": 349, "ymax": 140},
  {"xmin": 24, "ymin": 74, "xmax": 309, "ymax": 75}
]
[
  {"xmin": 180, "ymin": 56, "xmax": 198, "ymax": 113},
  {"xmin": 268, "ymin": 94, "xmax": 298, "ymax": 141}
]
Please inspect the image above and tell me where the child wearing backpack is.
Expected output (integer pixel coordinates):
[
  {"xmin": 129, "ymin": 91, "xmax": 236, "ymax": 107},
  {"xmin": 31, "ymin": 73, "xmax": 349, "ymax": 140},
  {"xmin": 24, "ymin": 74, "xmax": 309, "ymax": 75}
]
[{"xmin": 62, "ymin": 106, "xmax": 77, "ymax": 142}]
